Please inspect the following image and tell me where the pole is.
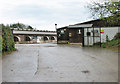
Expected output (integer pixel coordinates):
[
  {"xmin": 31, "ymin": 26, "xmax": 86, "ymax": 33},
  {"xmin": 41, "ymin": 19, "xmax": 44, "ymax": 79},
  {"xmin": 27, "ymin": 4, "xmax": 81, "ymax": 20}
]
[
  {"xmin": 82, "ymin": 28, "xmax": 84, "ymax": 47},
  {"xmin": 93, "ymin": 27, "xmax": 95, "ymax": 45},
  {"xmin": 55, "ymin": 24, "xmax": 57, "ymax": 30},
  {"xmin": 55, "ymin": 24, "xmax": 58, "ymax": 43},
  {"xmin": 99, "ymin": 27, "xmax": 101, "ymax": 47},
  {"xmin": 87, "ymin": 28, "xmax": 89, "ymax": 46}
]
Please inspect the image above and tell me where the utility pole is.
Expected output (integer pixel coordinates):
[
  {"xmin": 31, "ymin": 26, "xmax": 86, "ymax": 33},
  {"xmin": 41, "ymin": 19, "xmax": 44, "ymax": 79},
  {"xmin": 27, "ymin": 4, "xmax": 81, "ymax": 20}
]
[
  {"xmin": 99, "ymin": 27, "xmax": 102, "ymax": 47},
  {"xmin": 55, "ymin": 24, "xmax": 58, "ymax": 43},
  {"xmin": 55, "ymin": 24, "xmax": 57, "ymax": 30}
]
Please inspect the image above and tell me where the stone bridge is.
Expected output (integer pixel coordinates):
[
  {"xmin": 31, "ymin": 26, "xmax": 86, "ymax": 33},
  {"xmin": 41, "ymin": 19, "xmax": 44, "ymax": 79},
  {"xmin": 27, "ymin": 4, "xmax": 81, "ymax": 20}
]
[{"xmin": 12, "ymin": 30, "xmax": 57, "ymax": 43}]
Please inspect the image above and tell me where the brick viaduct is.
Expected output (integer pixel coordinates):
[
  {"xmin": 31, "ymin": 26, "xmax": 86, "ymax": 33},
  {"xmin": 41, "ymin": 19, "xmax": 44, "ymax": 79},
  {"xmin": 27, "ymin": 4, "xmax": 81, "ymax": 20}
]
[{"xmin": 12, "ymin": 30, "xmax": 57, "ymax": 43}]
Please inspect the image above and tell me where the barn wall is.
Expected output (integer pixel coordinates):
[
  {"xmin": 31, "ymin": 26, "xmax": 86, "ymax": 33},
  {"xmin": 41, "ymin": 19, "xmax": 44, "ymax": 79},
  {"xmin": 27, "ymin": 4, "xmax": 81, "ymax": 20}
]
[
  {"xmin": 57, "ymin": 28, "xmax": 69, "ymax": 44},
  {"xmin": 84, "ymin": 27, "xmax": 119, "ymax": 46},
  {"xmin": 84, "ymin": 28, "xmax": 100, "ymax": 45},
  {"xmin": 69, "ymin": 28, "xmax": 82, "ymax": 43},
  {"xmin": 101, "ymin": 27, "xmax": 119, "ymax": 42}
]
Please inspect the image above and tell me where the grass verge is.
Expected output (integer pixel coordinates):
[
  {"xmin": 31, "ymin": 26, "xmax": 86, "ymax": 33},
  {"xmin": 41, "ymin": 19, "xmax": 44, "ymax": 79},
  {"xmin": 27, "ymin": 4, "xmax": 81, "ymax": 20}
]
[{"xmin": 2, "ymin": 48, "xmax": 17, "ymax": 56}]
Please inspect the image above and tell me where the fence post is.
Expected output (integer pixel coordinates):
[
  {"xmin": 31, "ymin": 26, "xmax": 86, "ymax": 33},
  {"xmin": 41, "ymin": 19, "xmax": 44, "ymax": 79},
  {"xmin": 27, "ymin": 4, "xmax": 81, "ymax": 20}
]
[
  {"xmin": 99, "ymin": 27, "xmax": 102, "ymax": 47},
  {"xmin": 82, "ymin": 28, "xmax": 84, "ymax": 47}
]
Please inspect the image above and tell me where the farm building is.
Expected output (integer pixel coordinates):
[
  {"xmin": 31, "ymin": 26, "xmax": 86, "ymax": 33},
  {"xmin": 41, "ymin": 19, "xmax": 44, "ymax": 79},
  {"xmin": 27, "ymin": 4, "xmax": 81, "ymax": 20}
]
[{"xmin": 57, "ymin": 19, "xmax": 119, "ymax": 46}]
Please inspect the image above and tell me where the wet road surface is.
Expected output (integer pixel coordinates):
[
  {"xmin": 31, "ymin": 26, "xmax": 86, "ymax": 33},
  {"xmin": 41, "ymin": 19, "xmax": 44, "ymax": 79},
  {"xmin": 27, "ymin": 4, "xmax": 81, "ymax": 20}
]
[{"xmin": 2, "ymin": 43, "xmax": 118, "ymax": 82}]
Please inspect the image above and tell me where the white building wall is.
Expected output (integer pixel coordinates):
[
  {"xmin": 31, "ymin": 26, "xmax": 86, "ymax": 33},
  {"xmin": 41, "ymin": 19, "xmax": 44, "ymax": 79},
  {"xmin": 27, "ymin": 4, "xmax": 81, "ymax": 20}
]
[
  {"xmin": 84, "ymin": 28, "xmax": 100, "ymax": 45},
  {"xmin": 84, "ymin": 27, "xmax": 119, "ymax": 46},
  {"xmin": 101, "ymin": 27, "xmax": 119, "ymax": 42}
]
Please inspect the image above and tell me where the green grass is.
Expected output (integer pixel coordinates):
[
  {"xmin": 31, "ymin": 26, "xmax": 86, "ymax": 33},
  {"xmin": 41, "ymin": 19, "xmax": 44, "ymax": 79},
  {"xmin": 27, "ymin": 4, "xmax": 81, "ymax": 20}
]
[
  {"xmin": 102, "ymin": 39, "xmax": 119, "ymax": 48},
  {"xmin": 94, "ymin": 32, "xmax": 120, "ymax": 50},
  {"xmin": 93, "ymin": 39, "xmax": 119, "ymax": 51},
  {"xmin": 2, "ymin": 48, "xmax": 17, "ymax": 56},
  {"xmin": 101, "ymin": 39, "xmax": 120, "ymax": 51}
]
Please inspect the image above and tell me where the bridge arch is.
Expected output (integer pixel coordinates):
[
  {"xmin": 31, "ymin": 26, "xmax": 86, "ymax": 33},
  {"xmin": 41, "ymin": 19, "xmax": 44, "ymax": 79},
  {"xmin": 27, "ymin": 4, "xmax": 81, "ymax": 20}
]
[
  {"xmin": 50, "ymin": 36, "xmax": 55, "ymax": 40},
  {"xmin": 43, "ymin": 36, "xmax": 49, "ymax": 41},
  {"xmin": 14, "ymin": 36, "xmax": 21, "ymax": 42},
  {"xmin": 25, "ymin": 36, "xmax": 32, "ymax": 41}
]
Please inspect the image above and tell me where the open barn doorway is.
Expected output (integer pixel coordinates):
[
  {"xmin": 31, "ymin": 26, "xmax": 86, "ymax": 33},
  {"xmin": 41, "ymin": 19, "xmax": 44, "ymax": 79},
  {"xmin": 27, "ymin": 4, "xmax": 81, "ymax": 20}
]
[
  {"xmin": 14, "ymin": 36, "xmax": 20, "ymax": 42},
  {"xmin": 43, "ymin": 36, "xmax": 49, "ymax": 41},
  {"xmin": 50, "ymin": 36, "xmax": 55, "ymax": 40},
  {"xmin": 25, "ymin": 36, "xmax": 32, "ymax": 41}
]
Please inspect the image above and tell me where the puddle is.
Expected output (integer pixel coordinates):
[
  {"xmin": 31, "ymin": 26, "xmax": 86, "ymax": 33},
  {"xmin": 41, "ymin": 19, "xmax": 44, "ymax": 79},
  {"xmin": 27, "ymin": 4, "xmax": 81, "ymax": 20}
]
[
  {"xmin": 81, "ymin": 70, "xmax": 90, "ymax": 74},
  {"xmin": 44, "ymin": 46, "xmax": 55, "ymax": 47}
]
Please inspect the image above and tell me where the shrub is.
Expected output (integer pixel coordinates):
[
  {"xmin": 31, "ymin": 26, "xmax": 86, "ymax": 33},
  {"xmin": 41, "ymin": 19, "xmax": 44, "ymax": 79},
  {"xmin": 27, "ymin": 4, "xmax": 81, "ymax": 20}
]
[
  {"xmin": 114, "ymin": 32, "xmax": 120, "ymax": 40},
  {"xmin": 102, "ymin": 42, "xmax": 106, "ymax": 48},
  {"xmin": 94, "ymin": 42, "xmax": 101, "ymax": 46},
  {"xmin": 1, "ymin": 24, "xmax": 15, "ymax": 53},
  {"xmin": 106, "ymin": 35, "xmax": 110, "ymax": 42}
]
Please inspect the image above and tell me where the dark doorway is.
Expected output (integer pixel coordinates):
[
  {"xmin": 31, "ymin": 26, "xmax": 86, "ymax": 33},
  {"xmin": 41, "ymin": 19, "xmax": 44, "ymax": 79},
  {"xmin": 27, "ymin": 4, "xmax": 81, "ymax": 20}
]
[
  {"xmin": 14, "ymin": 36, "xmax": 19, "ymax": 42},
  {"xmin": 44, "ymin": 37, "xmax": 48, "ymax": 41},
  {"xmin": 25, "ymin": 36, "xmax": 31, "ymax": 41},
  {"xmin": 69, "ymin": 29, "xmax": 82, "ymax": 43},
  {"xmin": 51, "ymin": 36, "xmax": 55, "ymax": 40}
]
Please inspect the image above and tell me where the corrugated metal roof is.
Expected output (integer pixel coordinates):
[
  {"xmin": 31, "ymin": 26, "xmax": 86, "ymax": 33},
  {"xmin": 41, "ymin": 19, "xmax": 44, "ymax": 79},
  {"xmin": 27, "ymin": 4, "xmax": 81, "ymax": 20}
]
[
  {"xmin": 68, "ymin": 24, "xmax": 93, "ymax": 28},
  {"xmin": 57, "ymin": 24, "xmax": 93, "ymax": 29}
]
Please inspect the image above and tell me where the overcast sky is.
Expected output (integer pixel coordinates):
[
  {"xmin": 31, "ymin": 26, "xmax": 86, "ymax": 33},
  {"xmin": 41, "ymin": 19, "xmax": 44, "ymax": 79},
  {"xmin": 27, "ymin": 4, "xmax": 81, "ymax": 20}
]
[{"xmin": 0, "ymin": 0, "xmax": 105, "ymax": 31}]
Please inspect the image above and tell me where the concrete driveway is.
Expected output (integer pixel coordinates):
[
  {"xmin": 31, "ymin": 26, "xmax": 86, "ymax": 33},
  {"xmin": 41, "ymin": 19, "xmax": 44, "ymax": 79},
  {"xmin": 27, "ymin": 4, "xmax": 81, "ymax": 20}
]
[{"xmin": 2, "ymin": 43, "xmax": 118, "ymax": 82}]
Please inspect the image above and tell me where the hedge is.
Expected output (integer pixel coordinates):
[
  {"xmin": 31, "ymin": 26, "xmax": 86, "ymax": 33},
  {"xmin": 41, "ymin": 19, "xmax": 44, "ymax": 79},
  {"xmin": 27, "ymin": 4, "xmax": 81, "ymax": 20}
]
[
  {"xmin": 101, "ymin": 32, "xmax": 120, "ymax": 48},
  {"xmin": 1, "ymin": 24, "xmax": 15, "ymax": 53}
]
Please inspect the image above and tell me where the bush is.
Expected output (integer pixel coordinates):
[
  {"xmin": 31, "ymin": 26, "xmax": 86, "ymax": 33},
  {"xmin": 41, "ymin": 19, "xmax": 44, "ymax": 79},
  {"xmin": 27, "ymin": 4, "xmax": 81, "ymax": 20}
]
[
  {"xmin": 107, "ymin": 39, "xmax": 119, "ymax": 47},
  {"xmin": 114, "ymin": 32, "xmax": 120, "ymax": 40},
  {"xmin": 1, "ymin": 24, "xmax": 15, "ymax": 53},
  {"xmin": 94, "ymin": 42, "xmax": 101, "ymax": 46},
  {"xmin": 93, "ymin": 33, "xmax": 120, "ymax": 49},
  {"xmin": 106, "ymin": 35, "xmax": 110, "ymax": 42},
  {"xmin": 102, "ymin": 42, "xmax": 106, "ymax": 48}
]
